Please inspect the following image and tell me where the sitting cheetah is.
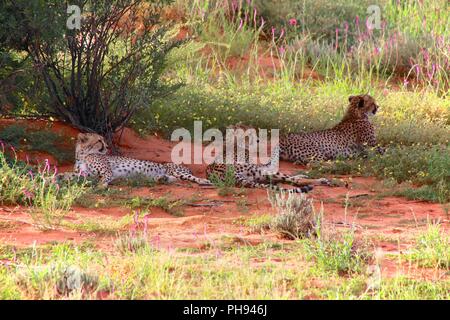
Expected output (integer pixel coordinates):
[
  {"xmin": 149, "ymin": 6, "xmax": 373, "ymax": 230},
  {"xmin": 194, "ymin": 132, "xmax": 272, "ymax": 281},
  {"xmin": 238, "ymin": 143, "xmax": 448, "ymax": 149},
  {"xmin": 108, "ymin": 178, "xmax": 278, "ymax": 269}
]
[
  {"xmin": 59, "ymin": 133, "xmax": 211, "ymax": 187},
  {"xmin": 280, "ymin": 94, "xmax": 381, "ymax": 164}
]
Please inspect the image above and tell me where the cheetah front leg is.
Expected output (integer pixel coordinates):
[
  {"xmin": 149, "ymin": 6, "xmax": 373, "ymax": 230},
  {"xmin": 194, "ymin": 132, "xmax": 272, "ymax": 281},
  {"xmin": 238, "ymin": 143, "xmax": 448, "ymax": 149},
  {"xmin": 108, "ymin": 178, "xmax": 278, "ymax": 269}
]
[
  {"xmin": 167, "ymin": 167, "xmax": 212, "ymax": 186},
  {"xmin": 177, "ymin": 173, "xmax": 212, "ymax": 186},
  {"xmin": 98, "ymin": 168, "xmax": 113, "ymax": 189}
]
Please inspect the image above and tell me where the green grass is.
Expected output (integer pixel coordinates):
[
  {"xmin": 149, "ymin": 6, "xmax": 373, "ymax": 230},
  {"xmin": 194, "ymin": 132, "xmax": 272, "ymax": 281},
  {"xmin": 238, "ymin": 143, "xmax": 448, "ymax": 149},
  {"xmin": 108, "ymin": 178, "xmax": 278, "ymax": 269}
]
[
  {"xmin": 62, "ymin": 215, "xmax": 133, "ymax": 236},
  {"xmin": 208, "ymin": 165, "xmax": 244, "ymax": 197},
  {"xmin": 236, "ymin": 214, "xmax": 272, "ymax": 233},
  {"xmin": 307, "ymin": 144, "xmax": 450, "ymax": 203},
  {"xmin": 0, "ymin": 151, "xmax": 89, "ymax": 229},
  {"xmin": 1, "ymin": 236, "xmax": 447, "ymax": 299},
  {"xmin": 407, "ymin": 223, "xmax": 450, "ymax": 270},
  {"xmin": 133, "ymin": 82, "xmax": 449, "ymax": 144},
  {"xmin": 373, "ymin": 277, "xmax": 450, "ymax": 300},
  {"xmin": 302, "ymin": 228, "xmax": 372, "ymax": 276}
]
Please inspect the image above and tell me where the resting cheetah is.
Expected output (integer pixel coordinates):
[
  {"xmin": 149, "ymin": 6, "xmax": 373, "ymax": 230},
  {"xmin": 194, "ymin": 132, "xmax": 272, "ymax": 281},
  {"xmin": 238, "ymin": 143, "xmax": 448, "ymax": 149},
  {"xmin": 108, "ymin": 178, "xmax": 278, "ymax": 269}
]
[
  {"xmin": 59, "ymin": 133, "xmax": 211, "ymax": 187},
  {"xmin": 280, "ymin": 94, "xmax": 381, "ymax": 164},
  {"xmin": 206, "ymin": 139, "xmax": 321, "ymax": 193}
]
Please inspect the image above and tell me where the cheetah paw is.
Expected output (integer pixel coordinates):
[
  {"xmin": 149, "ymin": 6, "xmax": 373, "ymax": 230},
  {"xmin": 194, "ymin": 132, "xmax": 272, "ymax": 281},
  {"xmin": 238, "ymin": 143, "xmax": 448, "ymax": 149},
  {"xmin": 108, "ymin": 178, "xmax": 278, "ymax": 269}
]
[
  {"xmin": 291, "ymin": 174, "xmax": 310, "ymax": 179},
  {"xmin": 156, "ymin": 175, "xmax": 177, "ymax": 184},
  {"xmin": 198, "ymin": 179, "xmax": 213, "ymax": 186},
  {"xmin": 318, "ymin": 178, "xmax": 332, "ymax": 186}
]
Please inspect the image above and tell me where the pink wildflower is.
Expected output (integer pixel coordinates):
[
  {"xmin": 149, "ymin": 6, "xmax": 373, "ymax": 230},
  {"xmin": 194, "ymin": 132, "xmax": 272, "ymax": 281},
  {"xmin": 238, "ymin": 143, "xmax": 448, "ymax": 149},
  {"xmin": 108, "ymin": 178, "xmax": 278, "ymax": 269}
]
[
  {"xmin": 335, "ymin": 28, "xmax": 339, "ymax": 50},
  {"xmin": 237, "ymin": 19, "xmax": 243, "ymax": 31},
  {"xmin": 289, "ymin": 18, "xmax": 297, "ymax": 26},
  {"xmin": 22, "ymin": 189, "xmax": 35, "ymax": 201},
  {"xmin": 43, "ymin": 158, "xmax": 50, "ymax": 173},
  {"xmin": 415, "ymin": 65, "xmax": 421, "ymax": 76},
  {"xmin": 366, "ymin": 18, "xmax": 374, "ymax": 31},
  {"xmin": 427, "ymin": 63, "xmax": 436, "ymax": 80}
]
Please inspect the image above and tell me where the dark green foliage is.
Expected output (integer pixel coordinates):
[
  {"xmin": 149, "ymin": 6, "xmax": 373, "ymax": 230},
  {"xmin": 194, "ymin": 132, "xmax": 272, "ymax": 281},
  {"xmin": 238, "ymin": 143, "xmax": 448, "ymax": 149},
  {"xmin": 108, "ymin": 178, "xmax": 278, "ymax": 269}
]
[
  {"xmin": 0, "ymin": 124, "xmax": 73, "ymax": 163},
  {"xmin": 0, "ymin": 0, "xmax": 184, "ymax": 143}
]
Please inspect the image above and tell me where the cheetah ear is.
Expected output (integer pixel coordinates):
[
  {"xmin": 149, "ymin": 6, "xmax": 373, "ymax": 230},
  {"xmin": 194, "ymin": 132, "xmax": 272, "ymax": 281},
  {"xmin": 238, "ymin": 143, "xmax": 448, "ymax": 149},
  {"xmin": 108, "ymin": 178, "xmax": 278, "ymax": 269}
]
[
  {"xmin": 349, "ymin": 95, "xmax": 365, "ymax": 108},
  {"xmin": 357, "ymin": 96, "xmax": 365, "ymax": 108},
  {"xmin": 77, "ymin": 133, "xmax": 88, "ymax": 143}
]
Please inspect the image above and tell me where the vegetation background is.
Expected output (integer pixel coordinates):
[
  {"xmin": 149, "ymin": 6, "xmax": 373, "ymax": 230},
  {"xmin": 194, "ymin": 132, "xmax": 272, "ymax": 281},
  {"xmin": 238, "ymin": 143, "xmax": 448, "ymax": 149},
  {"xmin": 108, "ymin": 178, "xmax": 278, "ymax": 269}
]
[{"xmin": 0, "ymin": 0, "xmax": 448, "ymax": 299}]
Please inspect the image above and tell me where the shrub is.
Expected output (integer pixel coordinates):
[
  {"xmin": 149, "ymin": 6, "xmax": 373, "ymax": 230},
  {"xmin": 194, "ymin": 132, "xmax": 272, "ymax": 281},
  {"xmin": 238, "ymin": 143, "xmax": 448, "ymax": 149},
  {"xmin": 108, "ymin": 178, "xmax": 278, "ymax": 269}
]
[
  {"xmin": 0, "ymin": 0, "xmax": 183, "ymax": 143},
  {"xmin": 268, "ymin": 190, "xmax": 317, "ymax": 239},
  {"xmin": 208, "ymin": 166, "xmax": 240, "ymax": 197}
]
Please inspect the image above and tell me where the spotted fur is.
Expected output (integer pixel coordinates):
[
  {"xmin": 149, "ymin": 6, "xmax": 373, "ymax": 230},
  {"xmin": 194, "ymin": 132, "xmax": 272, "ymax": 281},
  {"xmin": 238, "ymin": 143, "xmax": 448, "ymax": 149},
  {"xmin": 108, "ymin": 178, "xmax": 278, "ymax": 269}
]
[
  {"xmin": 206, "ymin": 143, "xmax": 322, "ymax": 193},
  {"xmin": 59, "ymin": 133, "xmax": 211, "ymax": 187},
  {"xmin": 280, "ymin": 94, "xmax": 380, "ymax": 164}
]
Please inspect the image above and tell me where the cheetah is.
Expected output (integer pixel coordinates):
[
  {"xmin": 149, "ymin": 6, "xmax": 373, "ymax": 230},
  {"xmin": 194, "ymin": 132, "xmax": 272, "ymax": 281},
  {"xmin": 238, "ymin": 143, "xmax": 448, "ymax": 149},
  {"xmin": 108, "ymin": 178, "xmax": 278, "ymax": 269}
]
[
  {"xmin": 206, "ymin": 127, "xmax": 327, "ymax": 193},
  {"xmin": 280, "ymin": 94, "xmax": 381, "ymax": 164},
  {"xmin": 59, "ymin": 133, "xmax": 212, "ymax": 188}
]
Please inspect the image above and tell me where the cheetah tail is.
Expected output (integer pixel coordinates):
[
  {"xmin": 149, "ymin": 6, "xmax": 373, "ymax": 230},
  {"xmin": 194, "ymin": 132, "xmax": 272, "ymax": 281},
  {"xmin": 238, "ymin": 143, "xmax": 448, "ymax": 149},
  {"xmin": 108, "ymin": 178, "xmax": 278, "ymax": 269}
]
[{"xmin": 253, "ymin": 182, "xmax": 312, "ymax": 193}]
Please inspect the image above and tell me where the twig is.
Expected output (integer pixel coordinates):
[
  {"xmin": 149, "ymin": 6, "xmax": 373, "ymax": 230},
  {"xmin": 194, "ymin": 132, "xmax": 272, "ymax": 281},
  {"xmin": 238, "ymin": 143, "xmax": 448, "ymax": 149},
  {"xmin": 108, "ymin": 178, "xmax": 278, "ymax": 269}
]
[
  {"xmin": 349, "ymin": 193, "xmax": 370, "ymax": 199},
  {"xmin": 186, "ymin": 203, "xmax": 223, "ymax": 207},
  {"xmin": 324, "ymin": 221, "xmax": 364, "ymax": 229}
]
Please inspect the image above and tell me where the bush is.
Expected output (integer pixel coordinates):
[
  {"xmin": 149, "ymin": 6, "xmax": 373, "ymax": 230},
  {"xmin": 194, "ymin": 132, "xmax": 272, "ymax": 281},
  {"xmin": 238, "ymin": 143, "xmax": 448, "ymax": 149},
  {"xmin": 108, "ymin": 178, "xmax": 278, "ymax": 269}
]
[
  {"xmin": 0, "ymin": 0, "xmax": 183, "ymax": 142},
  {"xmin": 208, "ymin": 166, "xmax": 238, "ymax": 196},
  {"xmin": 268, "ymin": 190, "xmax": 317, "ymax": 239}
]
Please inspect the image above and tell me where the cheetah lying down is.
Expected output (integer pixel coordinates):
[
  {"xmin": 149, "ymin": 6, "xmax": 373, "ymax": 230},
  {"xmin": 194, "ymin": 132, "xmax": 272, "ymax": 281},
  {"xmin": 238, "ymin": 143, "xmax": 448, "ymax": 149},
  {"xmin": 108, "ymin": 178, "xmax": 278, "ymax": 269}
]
[
  {"xmin": 58, "ymin": 133, "xmax": 211, "ymax": 187},
  {"xmin": 206, "ymin": 139, "xmax": 330, "ymax": 194}
]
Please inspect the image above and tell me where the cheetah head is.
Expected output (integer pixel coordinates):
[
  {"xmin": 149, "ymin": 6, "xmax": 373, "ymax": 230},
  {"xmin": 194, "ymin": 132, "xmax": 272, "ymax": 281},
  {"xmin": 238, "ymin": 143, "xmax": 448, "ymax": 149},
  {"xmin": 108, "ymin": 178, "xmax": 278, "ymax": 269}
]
[
  {"xmin": 347, "ymin": 94, "xmax": 379, "ymax": 119},
  {"xmin": 75, "ymin": 133, "xmax": 110, "ymax": 157}
]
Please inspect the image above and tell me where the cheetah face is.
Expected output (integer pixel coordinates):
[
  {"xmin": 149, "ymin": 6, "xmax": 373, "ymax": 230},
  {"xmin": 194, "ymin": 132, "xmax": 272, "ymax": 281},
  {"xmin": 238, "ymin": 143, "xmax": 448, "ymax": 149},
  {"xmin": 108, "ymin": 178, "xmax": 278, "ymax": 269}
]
[
  {"xmin": 76, "ymin": 133, "xmax": 110, "ymax": 156},
  {"xmin": 348, "ymin": 94, "xmax": 379, "ymax": 118}
]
